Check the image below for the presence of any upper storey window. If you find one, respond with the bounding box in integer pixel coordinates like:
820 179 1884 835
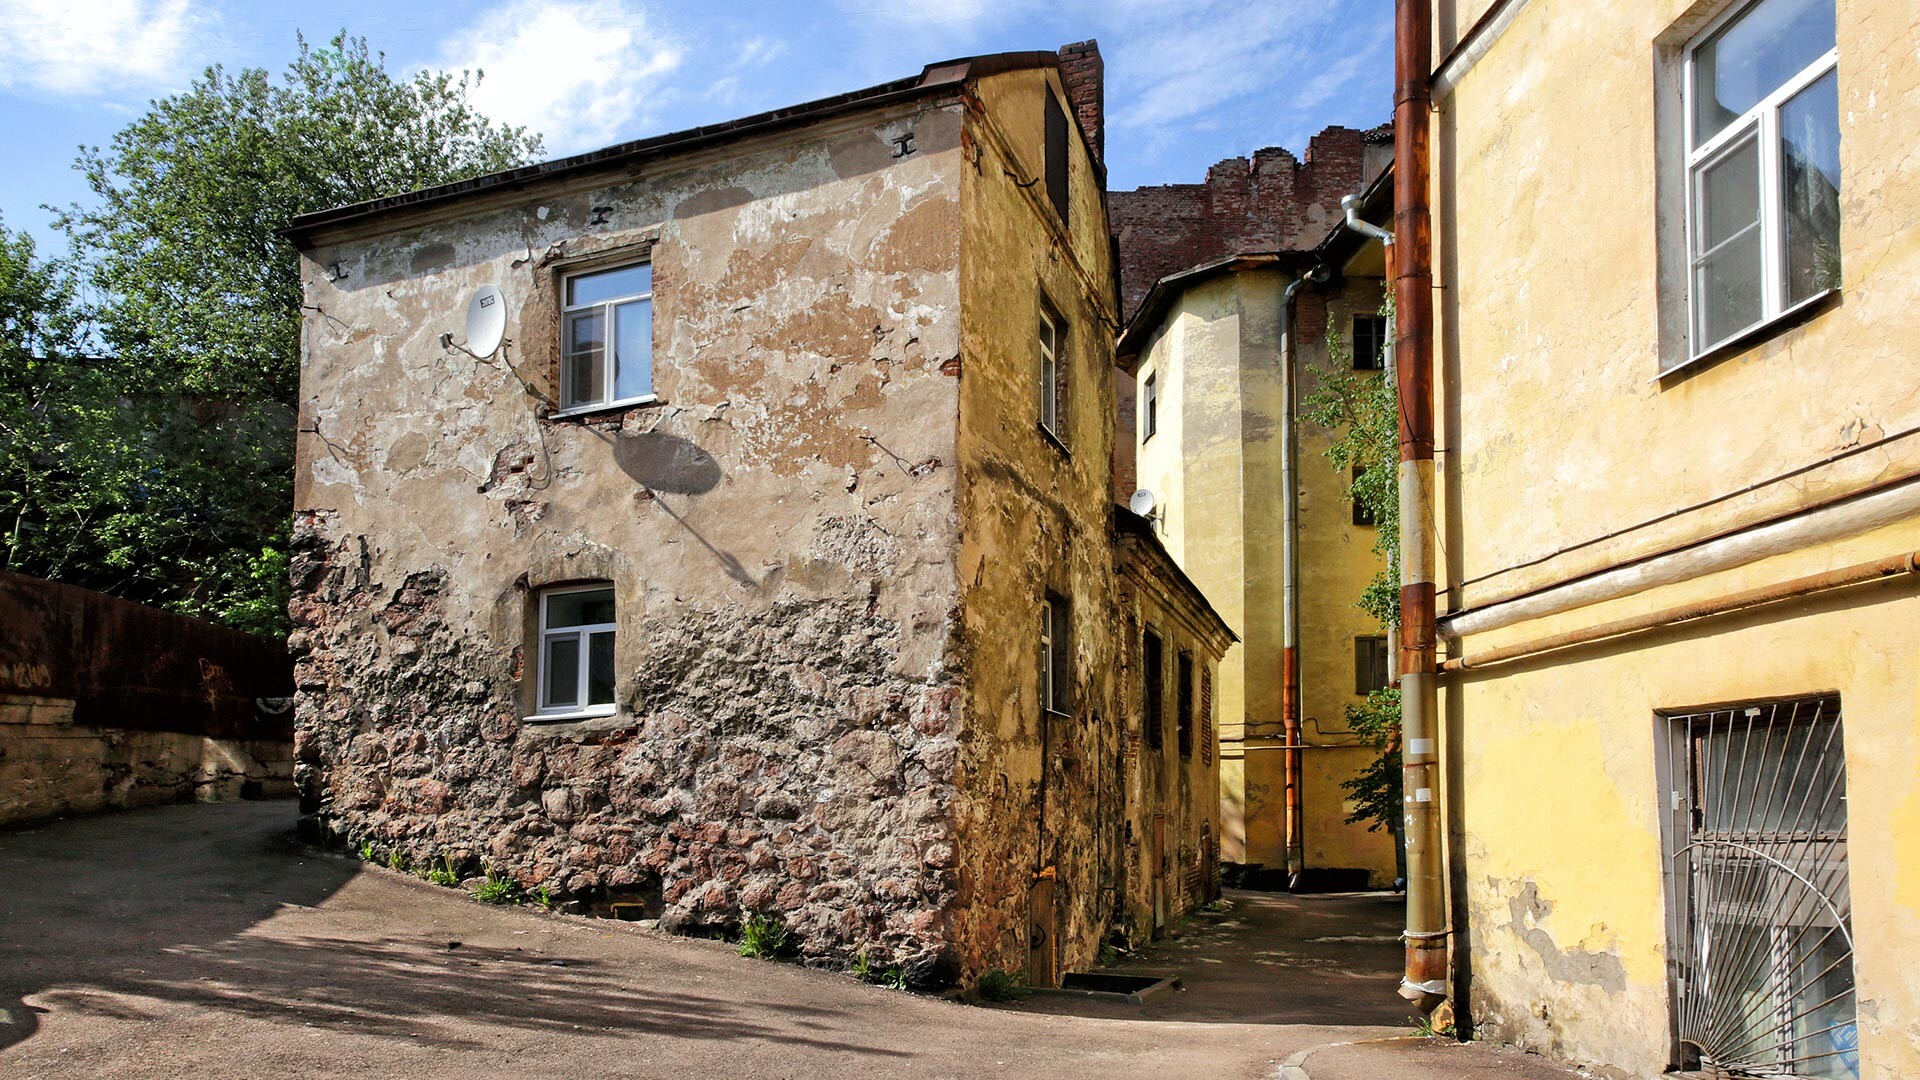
561 261 653 412
1045 89 1070 228
1684 0 1839 360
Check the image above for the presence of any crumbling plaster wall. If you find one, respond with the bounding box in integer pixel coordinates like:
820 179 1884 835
949 66 1122 983
292 100 977 980
1113 543 1228 944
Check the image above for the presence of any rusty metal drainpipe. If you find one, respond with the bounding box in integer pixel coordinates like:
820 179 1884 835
1280 268 1323 885
1394 0 1447 1014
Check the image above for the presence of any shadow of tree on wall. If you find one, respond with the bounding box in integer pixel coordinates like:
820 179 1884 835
0 801 898 1059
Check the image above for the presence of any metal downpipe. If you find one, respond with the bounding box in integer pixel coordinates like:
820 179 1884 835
1279 271 1321 885
1394 0 1448 1013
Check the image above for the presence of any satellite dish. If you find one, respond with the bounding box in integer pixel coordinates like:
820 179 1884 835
464 285 507 357
1128 488 1158 519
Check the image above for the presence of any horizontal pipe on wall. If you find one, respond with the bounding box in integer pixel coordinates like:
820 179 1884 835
1443 474 1920 640
1442 549 1920 673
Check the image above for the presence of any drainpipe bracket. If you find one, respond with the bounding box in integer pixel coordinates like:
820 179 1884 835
1401 929 1451 941
1400 978 1448 996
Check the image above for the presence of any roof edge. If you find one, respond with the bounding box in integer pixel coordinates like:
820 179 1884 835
1114 250 1317 366
282 51 1062 246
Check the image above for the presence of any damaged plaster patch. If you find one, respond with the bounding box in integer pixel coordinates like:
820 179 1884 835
1504 878 1628 992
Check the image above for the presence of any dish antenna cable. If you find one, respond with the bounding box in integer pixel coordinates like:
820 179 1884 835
440 285 509 359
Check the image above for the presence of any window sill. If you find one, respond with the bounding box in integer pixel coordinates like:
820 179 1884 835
1039 423 1071 457
548 395 663 421
1658 288 1839 384
525 706 618 724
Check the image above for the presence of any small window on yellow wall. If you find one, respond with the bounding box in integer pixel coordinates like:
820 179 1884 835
1681 0 1838 362
1039 300 1068 443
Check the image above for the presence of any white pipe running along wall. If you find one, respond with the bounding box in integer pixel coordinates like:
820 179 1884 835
1443 473 1920 639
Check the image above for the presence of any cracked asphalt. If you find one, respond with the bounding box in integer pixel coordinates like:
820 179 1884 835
0 801 1586 1079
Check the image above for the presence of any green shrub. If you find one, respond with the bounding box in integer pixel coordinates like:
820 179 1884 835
425 855 460 887
977 969 1028 1002
473 866 525 905
736 913 790 960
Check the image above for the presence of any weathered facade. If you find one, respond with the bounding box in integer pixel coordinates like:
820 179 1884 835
1111 130 1399 887
1113 508 1235 944
1419 0 1920 1075
286 43 1223 989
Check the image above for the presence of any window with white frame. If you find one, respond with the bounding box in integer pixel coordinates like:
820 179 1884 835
1683 0 1839 362
561 262 653 411
536 585 616 717
1142 370 1158 443
1039 301 1067 440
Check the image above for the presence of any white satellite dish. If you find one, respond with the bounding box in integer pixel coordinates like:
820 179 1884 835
1128 488 1158 520
464 285 507 357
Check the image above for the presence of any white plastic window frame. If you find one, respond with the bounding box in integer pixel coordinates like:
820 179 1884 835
1038 300 1065 439
557 261 654 415
1681 0 1838 363
1141 369 1158 443
534 583 617 721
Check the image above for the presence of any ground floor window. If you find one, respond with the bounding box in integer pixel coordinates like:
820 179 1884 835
537 584 616 717
1660 693 1855 1078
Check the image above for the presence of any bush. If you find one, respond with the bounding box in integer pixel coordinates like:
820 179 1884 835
736 914 790 960
976 969 1028 1002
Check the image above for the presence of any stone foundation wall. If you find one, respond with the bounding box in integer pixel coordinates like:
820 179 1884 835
290 517 967 982
0 694 294 826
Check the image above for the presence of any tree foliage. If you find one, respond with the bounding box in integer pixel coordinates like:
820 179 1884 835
1303 293 1404 839
6 34 543 636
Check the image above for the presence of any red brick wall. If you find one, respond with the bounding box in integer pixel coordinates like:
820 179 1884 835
1110 125 1390 320
1056 41 1105 162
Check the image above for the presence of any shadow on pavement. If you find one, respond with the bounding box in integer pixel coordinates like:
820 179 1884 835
0 801 896 1060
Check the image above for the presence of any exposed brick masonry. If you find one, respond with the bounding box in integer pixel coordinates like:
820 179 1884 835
1109 125 1391 321
1055 41 1105 162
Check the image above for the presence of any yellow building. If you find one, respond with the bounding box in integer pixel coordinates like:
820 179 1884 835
1415 0 1920 1075
1116 248 1399 889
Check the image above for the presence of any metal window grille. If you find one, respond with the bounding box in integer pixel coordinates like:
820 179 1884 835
1200 665 1214 766
1661 694 1856 1078
1142 629 1164 750
1176 651 1194 759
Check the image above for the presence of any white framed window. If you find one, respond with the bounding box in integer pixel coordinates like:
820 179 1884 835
535 584 616 718
560 262 653 412
1682 0 1839 362
1142 370 1158 443
1039 301 1066 440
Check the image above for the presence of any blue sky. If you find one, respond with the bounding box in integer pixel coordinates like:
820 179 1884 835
0 0 1392 254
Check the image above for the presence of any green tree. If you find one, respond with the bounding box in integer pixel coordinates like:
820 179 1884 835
38 33 542 635
1303 295 1404 839
0 220 138 584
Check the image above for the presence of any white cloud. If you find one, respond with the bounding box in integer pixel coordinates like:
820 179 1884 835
435 0 683 155
0 0 202 96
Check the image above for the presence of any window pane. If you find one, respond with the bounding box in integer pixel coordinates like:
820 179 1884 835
613 299 653 400
566 263 651 307
565 311 605 407
587 631 615 706
1696 228 1766 346
1692 0 1835 147
546 588 614 628
1041 355 1058 428
1781 68 1842 304
1698 136 1761 252
543 635 580 709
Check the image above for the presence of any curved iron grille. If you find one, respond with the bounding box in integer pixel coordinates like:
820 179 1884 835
1665 695 1857 1078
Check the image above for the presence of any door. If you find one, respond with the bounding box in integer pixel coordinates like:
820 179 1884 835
1027 869 1059 988
1151 814 1168 934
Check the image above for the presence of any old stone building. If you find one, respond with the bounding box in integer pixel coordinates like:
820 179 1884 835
284 42 1224 990
1110 128 1400 887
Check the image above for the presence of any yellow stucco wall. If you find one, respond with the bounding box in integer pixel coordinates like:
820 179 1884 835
1131 269 1397 884
952 64 1124 985
1436 0 1920 1074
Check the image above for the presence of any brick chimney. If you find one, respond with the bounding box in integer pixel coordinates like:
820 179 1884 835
1056 40 1105 162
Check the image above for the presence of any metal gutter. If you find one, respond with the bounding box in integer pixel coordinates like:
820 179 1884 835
1392 0 1448 1014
